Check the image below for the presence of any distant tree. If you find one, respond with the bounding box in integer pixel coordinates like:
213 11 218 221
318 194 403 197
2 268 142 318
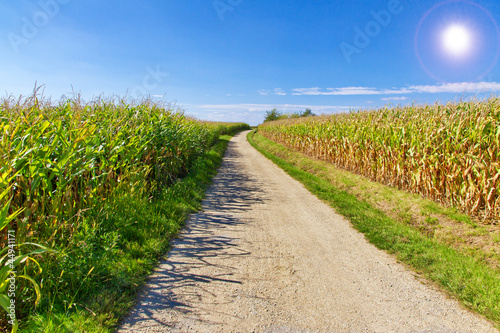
264 108 316 123
264 108 282 122
300 108 316 117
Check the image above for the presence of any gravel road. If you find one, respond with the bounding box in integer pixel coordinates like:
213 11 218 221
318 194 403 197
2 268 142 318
118 131 497 332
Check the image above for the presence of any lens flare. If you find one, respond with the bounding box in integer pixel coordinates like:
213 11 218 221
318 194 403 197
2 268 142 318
414 0 500 81
442 24 472 57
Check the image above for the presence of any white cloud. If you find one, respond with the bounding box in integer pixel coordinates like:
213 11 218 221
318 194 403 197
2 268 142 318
291 82 500 96
326 87 381 95
409 82 500 93
196 103 356 113
291 87 323 95
258 88 287 96
292 87 409 96
381 96 408 102
189 103 358 125
181 81 500 125
273 88 287 96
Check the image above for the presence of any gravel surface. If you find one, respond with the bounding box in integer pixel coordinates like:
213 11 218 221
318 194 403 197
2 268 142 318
118 131 498 332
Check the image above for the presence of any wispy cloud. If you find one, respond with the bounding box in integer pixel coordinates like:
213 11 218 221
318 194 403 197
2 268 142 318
291 82 500 96
258 88 287 96
274 88 287 96
409 82 500 93
185 103 359 126
292 87 409 96
195 103 356 113
381 96 408 102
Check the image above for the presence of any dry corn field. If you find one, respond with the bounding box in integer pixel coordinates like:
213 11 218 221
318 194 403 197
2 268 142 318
259 98 500 223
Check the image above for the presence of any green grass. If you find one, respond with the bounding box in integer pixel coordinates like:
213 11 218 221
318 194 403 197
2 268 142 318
248 130 500 329
17 133 236 333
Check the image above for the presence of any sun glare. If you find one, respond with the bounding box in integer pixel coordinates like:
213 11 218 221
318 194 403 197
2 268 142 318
442 24 472 57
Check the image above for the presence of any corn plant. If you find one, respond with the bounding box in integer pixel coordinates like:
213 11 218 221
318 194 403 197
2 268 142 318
259 98 500 223
0 167 57 333
0 94 249 328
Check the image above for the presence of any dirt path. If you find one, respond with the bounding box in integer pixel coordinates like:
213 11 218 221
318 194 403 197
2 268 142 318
118 131 497 332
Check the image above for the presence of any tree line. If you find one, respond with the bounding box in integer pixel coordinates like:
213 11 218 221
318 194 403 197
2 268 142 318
263 108 316 122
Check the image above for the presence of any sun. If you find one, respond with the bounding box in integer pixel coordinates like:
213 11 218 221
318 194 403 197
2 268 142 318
442 24 473 57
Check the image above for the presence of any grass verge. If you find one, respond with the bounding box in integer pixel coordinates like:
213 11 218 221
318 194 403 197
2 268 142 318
248 130 500 329
19 134 236 333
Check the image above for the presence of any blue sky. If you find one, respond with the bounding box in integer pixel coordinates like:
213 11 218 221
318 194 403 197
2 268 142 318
1 0 500 125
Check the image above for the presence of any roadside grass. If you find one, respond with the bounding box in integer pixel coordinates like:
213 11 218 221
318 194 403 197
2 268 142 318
248 130 500 329
20 134 235 333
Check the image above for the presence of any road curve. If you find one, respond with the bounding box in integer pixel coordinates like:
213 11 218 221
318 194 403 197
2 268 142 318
118 131 497 332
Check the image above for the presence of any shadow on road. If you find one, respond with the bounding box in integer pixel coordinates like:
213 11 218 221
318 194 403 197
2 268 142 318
118 137 268 330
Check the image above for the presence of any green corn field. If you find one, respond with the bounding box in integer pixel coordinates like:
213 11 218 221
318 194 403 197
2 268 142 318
0 95 248 329
259 98 500 223
0 96 247 244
